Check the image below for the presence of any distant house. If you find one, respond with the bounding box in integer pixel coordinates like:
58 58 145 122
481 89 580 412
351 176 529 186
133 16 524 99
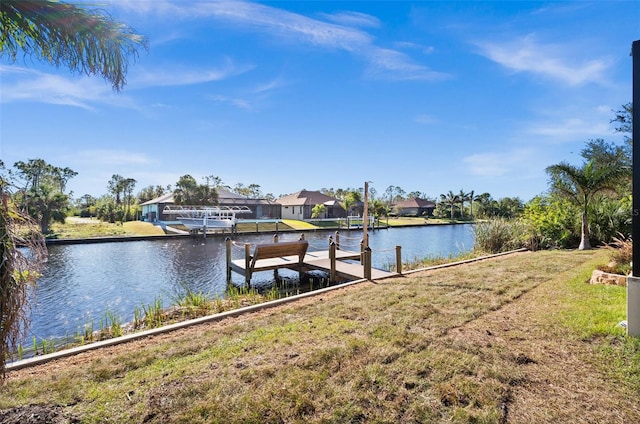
393 198 436 217
221 188 281 219
277 190 346 220
140 192 175 222
140 188 280 222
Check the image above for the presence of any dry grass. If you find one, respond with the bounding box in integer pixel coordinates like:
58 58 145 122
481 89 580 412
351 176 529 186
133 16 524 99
2 249 639 423
50 218 165 238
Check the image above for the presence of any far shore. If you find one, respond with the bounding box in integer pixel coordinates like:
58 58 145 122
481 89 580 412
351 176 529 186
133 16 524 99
44 216 475 244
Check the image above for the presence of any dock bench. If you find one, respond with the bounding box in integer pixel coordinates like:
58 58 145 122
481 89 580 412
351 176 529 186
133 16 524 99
227 240 309 284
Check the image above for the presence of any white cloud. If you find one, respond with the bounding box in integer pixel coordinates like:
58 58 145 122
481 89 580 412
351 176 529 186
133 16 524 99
527 118 610 140
253 77 287 94
463 149 533 177
130 58 254 88
320 11 381 28
365 48 449 81
117 0 447 81
475 34 611 86
0 66 136 110
209 95 252 110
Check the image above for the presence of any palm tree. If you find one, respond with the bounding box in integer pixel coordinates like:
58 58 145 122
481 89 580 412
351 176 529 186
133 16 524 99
458 189 467 219
468 190 476 219
546 160 626 250
1 0 148 91
440 191 459 221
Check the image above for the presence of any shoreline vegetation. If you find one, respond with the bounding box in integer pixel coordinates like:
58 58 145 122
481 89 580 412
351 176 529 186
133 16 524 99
2 249 639 422
45 216 472 242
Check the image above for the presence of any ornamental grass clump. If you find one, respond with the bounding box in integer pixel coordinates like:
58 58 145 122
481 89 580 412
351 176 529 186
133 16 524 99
598 234 632 275
473 218 533 253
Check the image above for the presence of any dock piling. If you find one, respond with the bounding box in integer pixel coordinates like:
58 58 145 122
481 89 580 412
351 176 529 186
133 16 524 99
363 247 372 280
244 243 252 285
396 245 402 274
329 241 337 283
225 237 232 283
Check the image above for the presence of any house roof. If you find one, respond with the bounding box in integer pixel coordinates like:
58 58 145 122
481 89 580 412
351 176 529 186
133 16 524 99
140 188 275 206
140 192 175 206
277 189 340 206
393 198 436 208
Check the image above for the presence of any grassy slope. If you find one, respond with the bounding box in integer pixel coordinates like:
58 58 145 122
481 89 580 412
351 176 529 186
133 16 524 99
3 249 639 423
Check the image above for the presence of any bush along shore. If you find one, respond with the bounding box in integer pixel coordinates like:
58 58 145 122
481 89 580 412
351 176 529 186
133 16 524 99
2 249 639 423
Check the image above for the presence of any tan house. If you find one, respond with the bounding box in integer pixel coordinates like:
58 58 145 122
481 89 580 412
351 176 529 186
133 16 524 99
277 190 346 220
393 198 436 217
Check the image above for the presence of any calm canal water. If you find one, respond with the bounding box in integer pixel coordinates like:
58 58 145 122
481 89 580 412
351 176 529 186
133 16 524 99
27 224 474 343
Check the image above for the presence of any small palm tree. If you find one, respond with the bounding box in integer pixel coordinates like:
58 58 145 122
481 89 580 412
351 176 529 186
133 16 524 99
440 191 459 221
546 160 625 250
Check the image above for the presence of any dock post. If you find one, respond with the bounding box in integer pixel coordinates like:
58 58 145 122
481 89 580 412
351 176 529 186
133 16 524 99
360 239 364 264
273 234 279 243
364 247 372 280
225 237 232 283
329 241 337 283
328 235 333 248
299 233 305 240
395 245 402 275
335 231 340 250
244 243 252 286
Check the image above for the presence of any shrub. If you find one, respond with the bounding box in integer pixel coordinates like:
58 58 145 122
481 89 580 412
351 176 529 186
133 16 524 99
521 196 580 249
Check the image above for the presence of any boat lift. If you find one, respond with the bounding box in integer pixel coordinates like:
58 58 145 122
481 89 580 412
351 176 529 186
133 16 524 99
162 205 253 215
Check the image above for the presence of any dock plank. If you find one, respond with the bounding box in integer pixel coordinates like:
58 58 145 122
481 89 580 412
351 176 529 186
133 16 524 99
303 258 396 280
229 248 397 282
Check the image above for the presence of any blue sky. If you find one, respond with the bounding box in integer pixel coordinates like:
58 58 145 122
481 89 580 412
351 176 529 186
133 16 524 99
1 1 638 202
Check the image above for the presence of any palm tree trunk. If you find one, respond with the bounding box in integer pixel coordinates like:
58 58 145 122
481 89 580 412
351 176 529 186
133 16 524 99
578 211 591 250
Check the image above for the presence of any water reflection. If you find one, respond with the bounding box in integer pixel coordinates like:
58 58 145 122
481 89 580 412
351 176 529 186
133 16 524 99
27 225 474 342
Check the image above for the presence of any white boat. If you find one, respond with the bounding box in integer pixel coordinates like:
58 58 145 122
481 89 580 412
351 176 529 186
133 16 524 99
162 205 252 230
178 211 237 229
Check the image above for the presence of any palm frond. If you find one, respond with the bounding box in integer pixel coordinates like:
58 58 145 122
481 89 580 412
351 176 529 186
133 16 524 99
1 0 148 91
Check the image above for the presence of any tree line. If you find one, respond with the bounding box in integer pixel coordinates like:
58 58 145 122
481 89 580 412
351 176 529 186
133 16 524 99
0 157 520 231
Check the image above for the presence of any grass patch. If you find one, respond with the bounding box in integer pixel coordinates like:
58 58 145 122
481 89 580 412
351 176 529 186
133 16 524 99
49 217 165 238
281 219 319 230
3 249 639 423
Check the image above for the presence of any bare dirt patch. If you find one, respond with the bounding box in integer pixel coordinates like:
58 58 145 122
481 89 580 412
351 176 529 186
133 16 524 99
0 404 79 424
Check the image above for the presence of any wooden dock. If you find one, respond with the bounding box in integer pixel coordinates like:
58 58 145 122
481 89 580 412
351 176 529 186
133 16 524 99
226 238 398 285
301 249 396 280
